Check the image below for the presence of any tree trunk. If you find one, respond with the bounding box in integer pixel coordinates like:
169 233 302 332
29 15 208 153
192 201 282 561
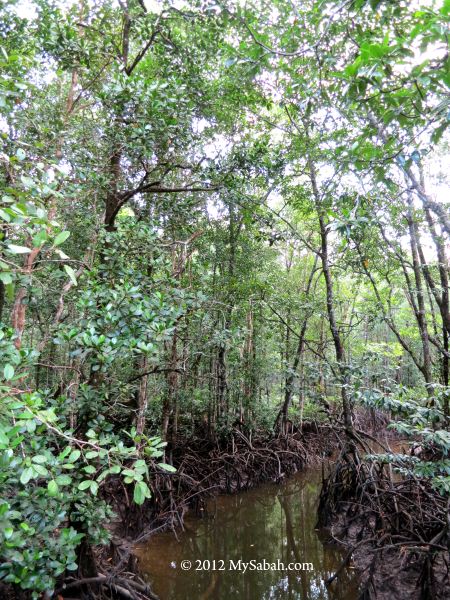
275 256 317 432
136 356 149 436
302 125 354 437
405 195 433 390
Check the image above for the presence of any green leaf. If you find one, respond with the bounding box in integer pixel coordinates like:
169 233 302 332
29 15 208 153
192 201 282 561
78 480 92 490
54 248 69 260
157 462 177 473
47 480 59 496
3 364 14 380
64 264 77 285
133 481 151 505
53 231 70 246
16 411 35 420
122 469 137 478
32 230 47 247
440 0 450 15
20 467 34 485
0 208 11 222
67 449 81 463
6 282 14 302
33 464 48 477
20 175 34 188
31 455 47 464
6 244 31 254
0 272 13 285
96 470 110 482
55 474 72 485
58 447 71 460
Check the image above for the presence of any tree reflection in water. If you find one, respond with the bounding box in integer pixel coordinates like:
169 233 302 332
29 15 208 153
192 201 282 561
136 469 359 600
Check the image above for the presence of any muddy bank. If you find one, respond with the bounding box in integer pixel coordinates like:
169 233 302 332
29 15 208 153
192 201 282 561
113 422 340 541
119 408 390 540
318 449 450 600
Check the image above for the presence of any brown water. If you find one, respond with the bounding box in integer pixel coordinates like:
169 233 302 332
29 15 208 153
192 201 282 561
135 469 360 600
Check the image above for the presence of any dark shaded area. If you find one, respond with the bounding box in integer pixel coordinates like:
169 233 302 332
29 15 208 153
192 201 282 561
317 447 450 600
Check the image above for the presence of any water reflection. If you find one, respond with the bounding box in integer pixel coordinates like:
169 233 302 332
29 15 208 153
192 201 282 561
136 470 359 599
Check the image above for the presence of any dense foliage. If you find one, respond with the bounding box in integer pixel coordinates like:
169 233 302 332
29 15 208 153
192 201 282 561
0 0 449 596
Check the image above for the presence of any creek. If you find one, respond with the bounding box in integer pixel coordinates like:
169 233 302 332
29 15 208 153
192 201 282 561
135 467 360 599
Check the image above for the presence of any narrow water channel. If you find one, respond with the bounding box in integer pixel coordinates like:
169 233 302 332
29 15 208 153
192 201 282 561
135 468 360 599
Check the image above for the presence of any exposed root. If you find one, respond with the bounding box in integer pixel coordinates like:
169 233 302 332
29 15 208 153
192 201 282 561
318 445 450 600
55 573 158 600
46 425 336 600
120 424 336 538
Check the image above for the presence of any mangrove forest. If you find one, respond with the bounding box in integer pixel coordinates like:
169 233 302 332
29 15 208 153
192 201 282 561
0 0 449 598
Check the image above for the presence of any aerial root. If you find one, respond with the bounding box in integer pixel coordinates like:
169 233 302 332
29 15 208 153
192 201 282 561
318 445 449 599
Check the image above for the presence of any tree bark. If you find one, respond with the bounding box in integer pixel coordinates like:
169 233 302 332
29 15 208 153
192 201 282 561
405 195 433 389
136 356 149 436
275 256 318 432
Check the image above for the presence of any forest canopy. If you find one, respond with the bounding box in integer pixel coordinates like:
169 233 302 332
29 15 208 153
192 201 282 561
0 0 449 598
